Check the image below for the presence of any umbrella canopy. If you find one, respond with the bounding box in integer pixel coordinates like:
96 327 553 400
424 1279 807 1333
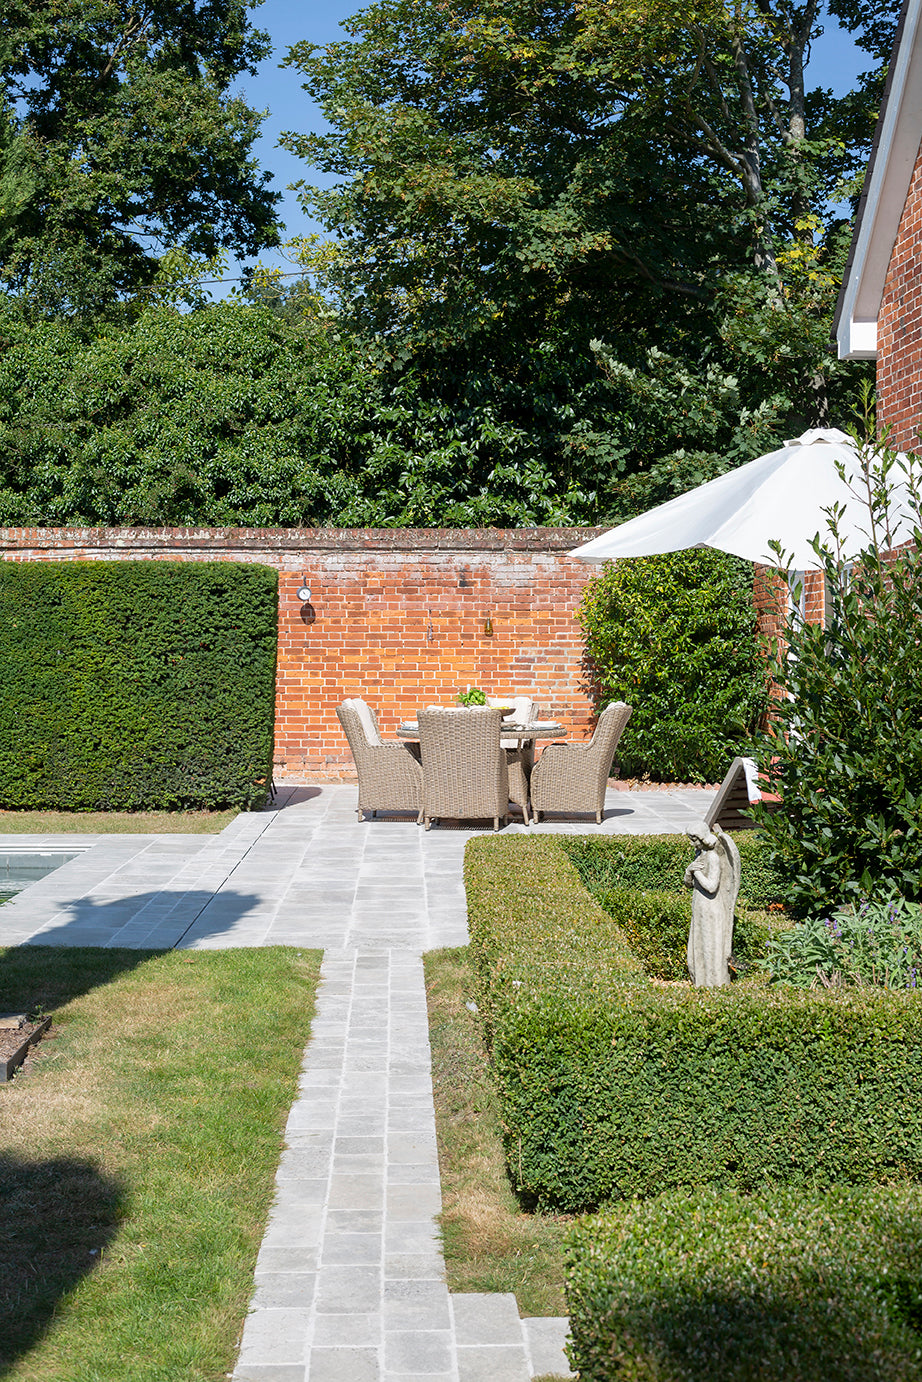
571 428 917 569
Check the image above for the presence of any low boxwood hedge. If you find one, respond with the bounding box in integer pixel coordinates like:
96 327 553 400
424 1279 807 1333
466 835 922 1212
0 560 278 810
464 835 646 1048
562 832 786 910
565 1184 922 1381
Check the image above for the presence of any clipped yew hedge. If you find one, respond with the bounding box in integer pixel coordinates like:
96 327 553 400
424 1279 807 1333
465 835 922 1212
565 1185 922 1381
0 560 278 810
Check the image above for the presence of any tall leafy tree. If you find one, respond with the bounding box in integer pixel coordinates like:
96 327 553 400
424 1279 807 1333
278 0 895 520
0 0 281 312
283 0 897 342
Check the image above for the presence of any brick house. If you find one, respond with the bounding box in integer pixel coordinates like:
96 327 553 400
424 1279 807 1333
835 0 922 448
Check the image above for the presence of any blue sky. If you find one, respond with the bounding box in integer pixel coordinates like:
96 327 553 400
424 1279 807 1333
222 0 877 293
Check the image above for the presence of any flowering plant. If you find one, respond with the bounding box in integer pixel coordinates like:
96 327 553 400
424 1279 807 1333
763 894 922 988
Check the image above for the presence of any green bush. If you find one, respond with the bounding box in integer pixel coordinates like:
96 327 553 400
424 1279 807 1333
577 550 767 783
561 834 783 980
467 835 922 1212
754 429 922 915
464 835 645 1047
0 561 277 810
594 885 772 981
566 1185 922 1381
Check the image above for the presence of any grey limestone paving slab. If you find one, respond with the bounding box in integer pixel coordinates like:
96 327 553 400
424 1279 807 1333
0 780 714 1380
522 1318 576 1379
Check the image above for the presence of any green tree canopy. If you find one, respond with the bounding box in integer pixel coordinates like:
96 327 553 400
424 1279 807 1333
275 0 890 520
283 0 897 345
0 0 281 313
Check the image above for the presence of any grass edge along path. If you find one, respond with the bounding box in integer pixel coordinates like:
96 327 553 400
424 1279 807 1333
424 945 573 1318
0 944 320 1381
0 809 239 834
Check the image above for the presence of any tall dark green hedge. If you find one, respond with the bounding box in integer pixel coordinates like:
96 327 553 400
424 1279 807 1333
0 561 278 810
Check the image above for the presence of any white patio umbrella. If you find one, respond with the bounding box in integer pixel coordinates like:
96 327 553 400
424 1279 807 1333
571 427 917 569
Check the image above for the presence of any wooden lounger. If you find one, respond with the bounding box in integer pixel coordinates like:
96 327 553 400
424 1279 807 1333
705 756 781 831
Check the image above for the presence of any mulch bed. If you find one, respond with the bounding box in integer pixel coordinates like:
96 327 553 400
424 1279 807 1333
0 1018 53 1080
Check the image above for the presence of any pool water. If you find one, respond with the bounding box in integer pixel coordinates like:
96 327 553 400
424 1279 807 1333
0 851 83 901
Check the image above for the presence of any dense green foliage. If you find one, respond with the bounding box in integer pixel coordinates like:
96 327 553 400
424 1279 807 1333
562 832 785 909
587 886 771 982
0 0 891 525
0 561 277 809
466 835 922 1212
766 896 922 989
275 0 884 519
566 1185 922 1381
0 302 611 527
0 0 279 313
755 436 922 915
578 550 767 781
465 835 645 1047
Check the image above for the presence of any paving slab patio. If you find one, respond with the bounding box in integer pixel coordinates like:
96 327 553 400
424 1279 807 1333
0 780 715 1379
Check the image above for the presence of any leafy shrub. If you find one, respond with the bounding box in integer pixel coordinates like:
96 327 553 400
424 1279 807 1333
765 895 922 989
0 561 277 810
577 549 767 783
467 835 922 1211
561 833 783 979
566 1184 922 1382
754 431 922 915
464 835 645 1048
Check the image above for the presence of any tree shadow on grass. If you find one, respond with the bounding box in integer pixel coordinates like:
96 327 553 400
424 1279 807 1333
0 888 265 1015
0 1152 125 1374
0 944 160 1017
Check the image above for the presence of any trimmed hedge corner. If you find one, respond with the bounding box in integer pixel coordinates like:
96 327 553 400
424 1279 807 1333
465 835 646 1047
0 560 278 810
466 835 922 1212
566 1185 922 1381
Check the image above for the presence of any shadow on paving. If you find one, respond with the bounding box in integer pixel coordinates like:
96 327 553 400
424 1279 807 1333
0 890 264 1010
0 1152 125 1374
22 888 262 947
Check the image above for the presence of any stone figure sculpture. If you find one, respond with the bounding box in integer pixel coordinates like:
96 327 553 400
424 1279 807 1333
683 822 741 987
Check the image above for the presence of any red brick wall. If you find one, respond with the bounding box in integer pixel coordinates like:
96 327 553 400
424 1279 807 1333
877 134 922 450
0 526 603 778
754 564 825 636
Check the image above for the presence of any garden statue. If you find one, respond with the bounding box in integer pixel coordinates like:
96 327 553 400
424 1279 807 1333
683 822 741 987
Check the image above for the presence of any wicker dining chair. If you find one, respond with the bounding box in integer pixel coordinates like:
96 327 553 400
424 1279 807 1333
529 701 632 824
417 707 509 831
336 698 423 822
488 695 536 824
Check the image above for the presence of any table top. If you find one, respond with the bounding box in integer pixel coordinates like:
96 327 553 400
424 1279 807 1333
396 720 565 740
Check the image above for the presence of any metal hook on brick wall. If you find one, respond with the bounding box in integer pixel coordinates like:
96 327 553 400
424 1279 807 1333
426 609 434 643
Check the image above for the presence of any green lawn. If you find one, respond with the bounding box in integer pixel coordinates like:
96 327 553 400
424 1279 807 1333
0 809 239 834
425 946 573 1317
0 945 320 1381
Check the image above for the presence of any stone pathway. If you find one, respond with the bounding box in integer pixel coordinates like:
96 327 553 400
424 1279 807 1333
0 782 716 1380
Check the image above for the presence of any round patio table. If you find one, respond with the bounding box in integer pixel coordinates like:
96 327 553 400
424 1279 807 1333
396 720 566 824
